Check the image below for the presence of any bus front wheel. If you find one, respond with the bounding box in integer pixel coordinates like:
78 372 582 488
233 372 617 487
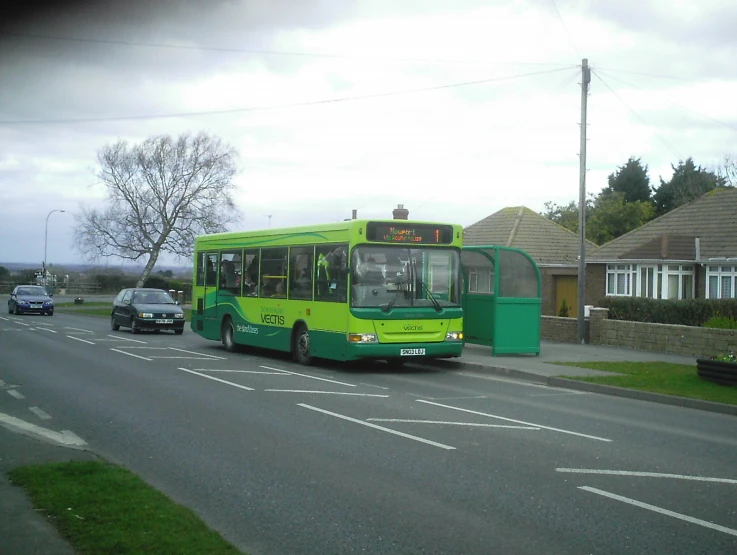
221 318 237 352
293 324 312 366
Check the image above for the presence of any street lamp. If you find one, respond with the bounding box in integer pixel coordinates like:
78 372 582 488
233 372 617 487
44 209 65 278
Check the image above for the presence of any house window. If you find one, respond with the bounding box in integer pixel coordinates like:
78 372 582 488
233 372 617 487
606 264 635 296
706 265 737 299
663 265 694 300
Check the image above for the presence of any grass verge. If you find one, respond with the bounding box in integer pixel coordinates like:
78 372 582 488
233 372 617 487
8 461 243 555
553 361 737 406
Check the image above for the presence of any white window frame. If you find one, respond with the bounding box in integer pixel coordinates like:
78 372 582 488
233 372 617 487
662 264 694 300
706 265 737 299
605 264 635 296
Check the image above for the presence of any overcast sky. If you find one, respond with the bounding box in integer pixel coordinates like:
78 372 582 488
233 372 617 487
1 0 735 267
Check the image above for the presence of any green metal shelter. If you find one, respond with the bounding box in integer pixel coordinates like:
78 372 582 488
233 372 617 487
461 245 541 356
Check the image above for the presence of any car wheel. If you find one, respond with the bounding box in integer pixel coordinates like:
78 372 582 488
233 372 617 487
111 315 120 331
130 318 140 334
47 310 54 316
221 318 237 352
293 324 312 366
14 305 21 315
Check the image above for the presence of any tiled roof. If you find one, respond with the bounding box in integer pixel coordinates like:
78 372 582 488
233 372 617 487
589 188 737 262
463 206 596 265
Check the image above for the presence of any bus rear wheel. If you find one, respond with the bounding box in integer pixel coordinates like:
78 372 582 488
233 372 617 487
221 318 237 352
293 324 312 366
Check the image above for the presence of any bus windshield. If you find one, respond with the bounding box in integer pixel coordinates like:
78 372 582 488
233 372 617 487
351 246 461 309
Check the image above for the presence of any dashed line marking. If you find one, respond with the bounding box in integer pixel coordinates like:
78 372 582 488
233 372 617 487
168 347 226 359
30 407 52 420
8 390 25 399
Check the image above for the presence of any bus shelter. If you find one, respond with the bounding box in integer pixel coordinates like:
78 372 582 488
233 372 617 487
461 245 541 356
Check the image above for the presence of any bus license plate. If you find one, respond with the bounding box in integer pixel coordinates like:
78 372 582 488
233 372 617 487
156 319 174 324
400 348 425 356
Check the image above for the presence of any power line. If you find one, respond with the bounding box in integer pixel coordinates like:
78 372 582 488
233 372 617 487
0 66 577 125
0 30 570 67
549 0 581 59
591 68 683 160
596 68 737 133
595 67 703 83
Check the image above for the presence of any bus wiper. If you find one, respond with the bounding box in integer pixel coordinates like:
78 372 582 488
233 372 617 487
381 280 407 313
416 278 442 312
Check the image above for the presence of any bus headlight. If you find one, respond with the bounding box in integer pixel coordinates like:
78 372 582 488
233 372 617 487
445 332 463 341
348 333 378 343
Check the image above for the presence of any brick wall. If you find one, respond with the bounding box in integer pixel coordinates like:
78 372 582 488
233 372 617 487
541 315 588 343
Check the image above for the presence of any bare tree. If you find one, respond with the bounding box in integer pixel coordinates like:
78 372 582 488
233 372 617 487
717 154 737 187
74 131 241 287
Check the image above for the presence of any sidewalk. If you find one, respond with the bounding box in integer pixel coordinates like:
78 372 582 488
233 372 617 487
1 339 732 555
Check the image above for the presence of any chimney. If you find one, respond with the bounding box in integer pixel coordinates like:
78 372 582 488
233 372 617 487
392 204 409 220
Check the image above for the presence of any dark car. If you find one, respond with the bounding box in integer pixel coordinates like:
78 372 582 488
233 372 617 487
8 285 55 316
111 287 185 334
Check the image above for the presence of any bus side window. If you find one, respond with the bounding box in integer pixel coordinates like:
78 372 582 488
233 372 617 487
289 247 314 300
315 244 348 302
205 253 218 287
196 252 206 286
241 250 259 297
260 247 287 298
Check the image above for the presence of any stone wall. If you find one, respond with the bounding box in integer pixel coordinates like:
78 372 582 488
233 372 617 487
541 316 588 343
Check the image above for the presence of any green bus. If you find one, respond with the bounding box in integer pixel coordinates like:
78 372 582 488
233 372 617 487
191 219 464 365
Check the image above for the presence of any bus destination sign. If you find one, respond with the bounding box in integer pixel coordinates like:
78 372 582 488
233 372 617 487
366 222 453 244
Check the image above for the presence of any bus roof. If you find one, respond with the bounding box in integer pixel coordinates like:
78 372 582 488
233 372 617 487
195 219 463 247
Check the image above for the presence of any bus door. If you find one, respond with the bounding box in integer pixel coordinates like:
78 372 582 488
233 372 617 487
202 252 219 322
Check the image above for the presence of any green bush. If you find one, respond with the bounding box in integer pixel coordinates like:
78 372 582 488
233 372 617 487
597 297 737 327
143 275 171 290
703 315 737 329
558 299 570 317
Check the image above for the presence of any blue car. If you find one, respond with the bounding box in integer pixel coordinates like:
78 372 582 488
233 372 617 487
8 285 55 316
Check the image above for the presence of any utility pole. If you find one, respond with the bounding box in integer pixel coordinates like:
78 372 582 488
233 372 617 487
577 58 590 344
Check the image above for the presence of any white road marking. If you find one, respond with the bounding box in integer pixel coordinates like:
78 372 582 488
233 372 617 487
68 335 95 345
458 372 547 387
107 335 147 343
417 399 612 442
260 366 356 387
110 348 152 361
8 390 25 399
193 369 287 374
298 404 455 450
557 468 737 484
0 316 9 321
579 486 737 537
112 346 167 350
34 327 58 334
29 407 52 420
152 356 226 360
168 347 226 359
367 419 539 429
360 383 390 390
177 367 254 390
0 413 87 446
65 327 94 333
265 390 389 397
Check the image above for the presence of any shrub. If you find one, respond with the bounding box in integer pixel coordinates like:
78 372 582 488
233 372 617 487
558 299 570 317
597 297 737 327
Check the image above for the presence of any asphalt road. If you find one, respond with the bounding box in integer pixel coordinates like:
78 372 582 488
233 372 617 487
1 311 735 554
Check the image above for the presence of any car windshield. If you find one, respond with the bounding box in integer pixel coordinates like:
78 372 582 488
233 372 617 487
17 286 48 296
350 246 461 309
132 291 176 304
